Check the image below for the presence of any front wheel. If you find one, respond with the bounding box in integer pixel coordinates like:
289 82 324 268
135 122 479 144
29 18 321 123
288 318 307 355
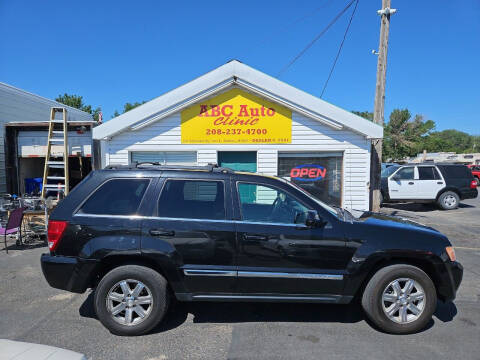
361 264 437 334
94 265 169 336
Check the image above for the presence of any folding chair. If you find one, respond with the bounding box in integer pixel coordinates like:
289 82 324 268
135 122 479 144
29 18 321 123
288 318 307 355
1 207 25 254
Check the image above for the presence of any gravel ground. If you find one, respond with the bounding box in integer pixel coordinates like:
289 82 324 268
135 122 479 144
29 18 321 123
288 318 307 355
1 197 479 360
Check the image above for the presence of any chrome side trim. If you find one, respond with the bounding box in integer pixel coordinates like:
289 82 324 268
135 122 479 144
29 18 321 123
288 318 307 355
183 269 237 277
238 271 343 280
74 213 145 220
73 213 308 227
182 269 343 280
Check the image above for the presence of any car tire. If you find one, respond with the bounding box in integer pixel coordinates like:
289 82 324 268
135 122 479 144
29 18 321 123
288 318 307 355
437 191 460 210
94 265 169 336
361 264 437 334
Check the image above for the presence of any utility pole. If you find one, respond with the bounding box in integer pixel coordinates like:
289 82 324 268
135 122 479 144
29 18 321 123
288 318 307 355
370 0 396 212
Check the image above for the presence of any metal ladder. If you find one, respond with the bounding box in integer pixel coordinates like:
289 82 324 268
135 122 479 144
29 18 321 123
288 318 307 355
41 107 69 198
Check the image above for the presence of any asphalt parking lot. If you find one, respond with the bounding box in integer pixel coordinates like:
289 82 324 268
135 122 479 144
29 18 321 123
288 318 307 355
1 197 479 360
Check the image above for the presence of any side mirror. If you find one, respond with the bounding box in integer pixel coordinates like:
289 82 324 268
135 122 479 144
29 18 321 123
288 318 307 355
305 210 321 227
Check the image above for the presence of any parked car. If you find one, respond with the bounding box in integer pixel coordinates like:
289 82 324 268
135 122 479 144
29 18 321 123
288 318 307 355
467 164 480 186
41 163 463 335
381 163 478 209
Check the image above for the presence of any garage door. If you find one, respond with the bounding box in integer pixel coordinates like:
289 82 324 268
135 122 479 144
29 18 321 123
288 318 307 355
131 151 197 165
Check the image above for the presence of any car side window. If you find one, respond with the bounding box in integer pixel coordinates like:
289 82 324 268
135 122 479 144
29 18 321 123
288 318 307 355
418 167 441 180
393 167 414 180
158 179 225 220
79 178 150 215
237 182 309 224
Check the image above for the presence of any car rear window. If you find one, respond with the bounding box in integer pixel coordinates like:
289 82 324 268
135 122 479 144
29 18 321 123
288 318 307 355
79 178 150 215
158 179 225 220
418 166 441 180
438 165 473 179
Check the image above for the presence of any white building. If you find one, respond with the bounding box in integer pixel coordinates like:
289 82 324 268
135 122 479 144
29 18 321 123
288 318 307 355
0 82 94 195
409 152 480 165
93 61 382 211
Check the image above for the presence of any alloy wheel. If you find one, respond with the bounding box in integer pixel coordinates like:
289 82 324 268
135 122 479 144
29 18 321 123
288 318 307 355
381 278 425 324
106 279 154 326
443 194 457 208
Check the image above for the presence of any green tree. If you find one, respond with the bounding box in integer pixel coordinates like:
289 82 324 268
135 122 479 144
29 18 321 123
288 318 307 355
55 93 101 122
383 109 435 161
422 130 474 153
352 110 373 121
112 101 146 118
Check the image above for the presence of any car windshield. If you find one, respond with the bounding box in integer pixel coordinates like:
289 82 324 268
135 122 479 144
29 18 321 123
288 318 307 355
284 179 339 217
381 165 400 177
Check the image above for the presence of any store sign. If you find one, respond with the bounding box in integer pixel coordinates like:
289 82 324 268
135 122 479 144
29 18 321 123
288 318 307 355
290 164 327 182
181 89 292 144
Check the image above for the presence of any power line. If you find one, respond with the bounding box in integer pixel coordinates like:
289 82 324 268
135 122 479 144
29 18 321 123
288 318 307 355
277 0 356 77
320 0 360 98
254 1 334 49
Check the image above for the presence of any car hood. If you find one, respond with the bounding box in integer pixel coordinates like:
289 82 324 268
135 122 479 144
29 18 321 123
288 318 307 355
350 210 440 235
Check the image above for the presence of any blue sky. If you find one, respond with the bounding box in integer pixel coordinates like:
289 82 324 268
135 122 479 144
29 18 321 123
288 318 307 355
1 0 479 134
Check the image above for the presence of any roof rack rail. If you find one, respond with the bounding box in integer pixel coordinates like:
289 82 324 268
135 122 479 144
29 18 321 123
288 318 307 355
104 162 234 173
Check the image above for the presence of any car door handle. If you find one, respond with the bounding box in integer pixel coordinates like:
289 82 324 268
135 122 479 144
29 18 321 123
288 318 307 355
149 229 175 237
437 182 443 185
408 182 415 185
289 242 320 248
243 234 268 241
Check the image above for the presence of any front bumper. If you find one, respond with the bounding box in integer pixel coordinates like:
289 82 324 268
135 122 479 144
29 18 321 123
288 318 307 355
437 261 463 302
41 254 100 293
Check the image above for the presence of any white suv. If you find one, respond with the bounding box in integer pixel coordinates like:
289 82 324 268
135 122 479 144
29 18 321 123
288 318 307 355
381 163 478 210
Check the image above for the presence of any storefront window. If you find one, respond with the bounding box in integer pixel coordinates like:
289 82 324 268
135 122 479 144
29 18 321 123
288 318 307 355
278 152 343 206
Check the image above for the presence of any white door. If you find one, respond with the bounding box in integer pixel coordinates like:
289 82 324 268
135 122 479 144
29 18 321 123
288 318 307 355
131 151 197 165
388 166 418 199
416 166 445 199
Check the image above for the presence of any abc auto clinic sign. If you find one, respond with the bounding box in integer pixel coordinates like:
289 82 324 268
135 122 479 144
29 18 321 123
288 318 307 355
181 89 292 144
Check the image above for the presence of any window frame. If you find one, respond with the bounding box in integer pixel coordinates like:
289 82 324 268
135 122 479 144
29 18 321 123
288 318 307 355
234 180 312 225
155 178 227 220
391 166 415 181
74 177 152 217
418 166 441 181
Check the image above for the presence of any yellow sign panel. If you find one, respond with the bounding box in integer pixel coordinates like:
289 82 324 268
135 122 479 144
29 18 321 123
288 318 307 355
181 89 292 144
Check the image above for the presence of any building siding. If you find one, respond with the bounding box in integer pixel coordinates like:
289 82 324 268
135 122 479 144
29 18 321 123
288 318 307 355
105 112 371 210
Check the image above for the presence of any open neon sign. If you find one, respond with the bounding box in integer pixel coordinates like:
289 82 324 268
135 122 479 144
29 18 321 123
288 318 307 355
290 164 326 182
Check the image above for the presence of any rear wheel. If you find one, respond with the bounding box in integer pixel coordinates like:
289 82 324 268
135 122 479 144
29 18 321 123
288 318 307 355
361 264 437 334
94 265 169 336
437 191 459 210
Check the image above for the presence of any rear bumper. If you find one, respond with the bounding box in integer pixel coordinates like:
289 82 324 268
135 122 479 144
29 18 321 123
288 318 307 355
460 188 478 200
437 261 463 302
41 254 100 293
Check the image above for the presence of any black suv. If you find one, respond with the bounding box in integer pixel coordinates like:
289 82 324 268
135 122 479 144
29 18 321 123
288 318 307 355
41 164 463 335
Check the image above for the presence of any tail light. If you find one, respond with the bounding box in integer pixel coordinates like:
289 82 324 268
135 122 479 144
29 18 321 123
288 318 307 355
471 180 477 189
48 220 68 251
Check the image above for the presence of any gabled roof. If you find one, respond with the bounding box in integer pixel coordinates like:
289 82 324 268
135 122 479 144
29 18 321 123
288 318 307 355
93 60 382 140
0 82 94 124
